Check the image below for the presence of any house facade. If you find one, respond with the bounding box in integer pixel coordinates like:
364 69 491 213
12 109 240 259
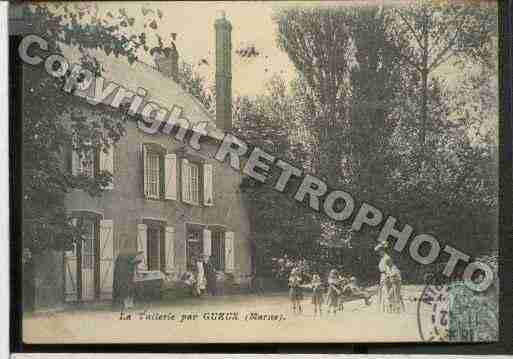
64 121 252 302
63 15 253 303
14 11 252 304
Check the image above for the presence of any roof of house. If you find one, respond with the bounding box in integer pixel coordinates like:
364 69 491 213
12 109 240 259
59 44 224 140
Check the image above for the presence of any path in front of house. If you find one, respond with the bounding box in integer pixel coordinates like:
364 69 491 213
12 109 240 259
23 285 430 343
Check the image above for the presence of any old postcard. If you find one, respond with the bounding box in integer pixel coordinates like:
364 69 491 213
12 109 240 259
11 0 499 344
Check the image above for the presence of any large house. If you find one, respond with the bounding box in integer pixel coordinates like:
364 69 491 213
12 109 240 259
14 11 253 305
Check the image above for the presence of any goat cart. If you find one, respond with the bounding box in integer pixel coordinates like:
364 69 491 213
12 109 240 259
301 284 377 308
338 287 377 307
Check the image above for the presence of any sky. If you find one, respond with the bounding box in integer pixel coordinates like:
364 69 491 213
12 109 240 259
63 2 498 98
85 1 498 141
97 2 495 87
96 1 300 98
36 1 497 141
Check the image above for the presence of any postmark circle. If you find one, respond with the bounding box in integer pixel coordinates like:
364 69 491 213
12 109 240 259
417 273 450 342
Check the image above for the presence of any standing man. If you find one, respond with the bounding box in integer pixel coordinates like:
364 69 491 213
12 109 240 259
112 251 142 310
205 255 217 296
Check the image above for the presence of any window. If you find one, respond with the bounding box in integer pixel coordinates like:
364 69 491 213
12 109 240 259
182 160 214 206
145 151 160 199
81 217 96 270
79 151 95 178
189 162 200 204
147 226 161 271
183 161 200 204
186 228 203 271
145 222 167 272
211 231 225 271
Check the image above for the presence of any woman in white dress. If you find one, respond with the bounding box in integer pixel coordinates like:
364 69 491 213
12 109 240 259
196 257 206 296
386 258 405 313
375 242 404 313
375 242 392 312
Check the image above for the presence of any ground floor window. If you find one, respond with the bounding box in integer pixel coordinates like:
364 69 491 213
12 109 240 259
147 226 160 271
186 227 203 271
146 223 166 272
211 231 225 271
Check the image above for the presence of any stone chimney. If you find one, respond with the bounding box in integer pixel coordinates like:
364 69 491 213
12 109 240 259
153 44 179 81
215 11 232 132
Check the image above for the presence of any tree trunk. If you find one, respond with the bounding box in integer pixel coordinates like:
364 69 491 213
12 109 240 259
419 11 429 167
420 68 428 162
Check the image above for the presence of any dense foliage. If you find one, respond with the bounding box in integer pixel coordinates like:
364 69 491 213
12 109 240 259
238 3 498 283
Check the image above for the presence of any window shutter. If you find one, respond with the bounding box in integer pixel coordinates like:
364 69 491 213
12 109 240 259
137 223 148 271
225 231 235 273
165 154 177 200
165 226 175 272
142 144 148 198
181 158 190 203
203 229 212 257
65 217 78 301
99 219 114 298
64 242 78 302
71 150 80 176
99 145 114 189
94 148 101 179
159 154 165 199
203 163 214 206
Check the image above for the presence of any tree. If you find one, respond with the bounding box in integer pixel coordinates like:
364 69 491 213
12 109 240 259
176 61 215 113
349 6 403 205
234 77 320 276
272 3 498 283
274 7 352 186
386 1 497 164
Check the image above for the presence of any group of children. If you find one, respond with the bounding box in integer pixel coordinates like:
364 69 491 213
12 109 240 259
288 268 371 316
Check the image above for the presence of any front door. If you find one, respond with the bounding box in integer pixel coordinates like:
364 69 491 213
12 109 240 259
80 217 96 300
64 217 98 302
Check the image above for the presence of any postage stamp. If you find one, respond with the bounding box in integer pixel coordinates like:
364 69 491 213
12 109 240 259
447 281 499 342
10 0 499 344
417 272 499 342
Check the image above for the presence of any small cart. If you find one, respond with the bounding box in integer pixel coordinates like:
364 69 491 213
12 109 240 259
134 271 165 301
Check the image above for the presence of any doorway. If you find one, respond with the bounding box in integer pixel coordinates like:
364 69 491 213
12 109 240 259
64 214 100 302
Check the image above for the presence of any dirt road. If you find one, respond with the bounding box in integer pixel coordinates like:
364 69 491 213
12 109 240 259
24 286 429 343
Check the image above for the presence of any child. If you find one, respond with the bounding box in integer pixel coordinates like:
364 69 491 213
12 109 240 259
181 271 197 296
326 269 341 315
289 267 303 314
310 273 324 317
337 274 349 312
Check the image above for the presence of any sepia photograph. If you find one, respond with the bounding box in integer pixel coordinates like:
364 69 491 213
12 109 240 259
9 0 500 344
